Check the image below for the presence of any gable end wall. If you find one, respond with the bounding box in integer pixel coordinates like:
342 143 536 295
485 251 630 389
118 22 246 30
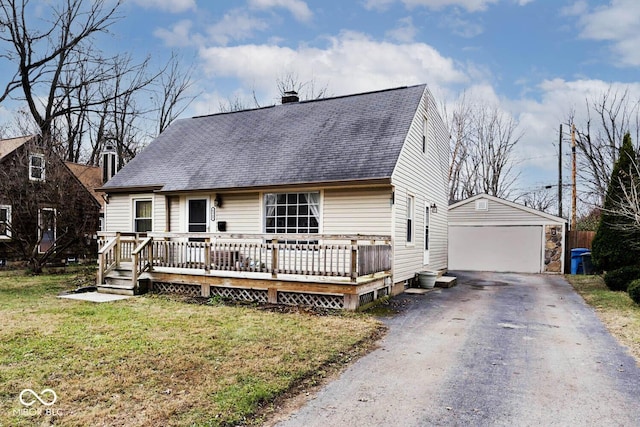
391 88 449 283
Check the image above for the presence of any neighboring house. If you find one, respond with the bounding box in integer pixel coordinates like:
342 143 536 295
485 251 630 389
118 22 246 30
0 135 101 267
97 84 450 309
448 193 566 274
65 162 106 232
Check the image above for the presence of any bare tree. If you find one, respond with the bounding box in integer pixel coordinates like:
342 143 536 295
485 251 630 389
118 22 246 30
519 187 557 214
276 71 330 101
570 86 640 204
606 156 640 238
219 72 331 113
445 97 522 201
0 0 159 162
155 53 199 135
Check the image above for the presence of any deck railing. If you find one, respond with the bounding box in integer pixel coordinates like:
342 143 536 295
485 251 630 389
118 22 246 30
97 232 392 285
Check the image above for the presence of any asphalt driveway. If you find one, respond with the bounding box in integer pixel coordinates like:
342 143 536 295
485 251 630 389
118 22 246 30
273 271 640 426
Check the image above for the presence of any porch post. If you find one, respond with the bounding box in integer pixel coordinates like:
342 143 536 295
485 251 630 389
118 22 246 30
350 239 358 283
115 232 121 268
204 237 211 273
271 238 278 278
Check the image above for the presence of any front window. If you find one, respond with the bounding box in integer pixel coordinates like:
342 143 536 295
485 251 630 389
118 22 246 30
134 199 152 233
29 153 45 181
0 205 11 239
264 192 320 234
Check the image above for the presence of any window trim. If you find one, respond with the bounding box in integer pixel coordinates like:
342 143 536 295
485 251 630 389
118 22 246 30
0 204 11 240
29 153 46 182
263 191 321 237
132 198 153 233
422 116 428 154
406 194 415 245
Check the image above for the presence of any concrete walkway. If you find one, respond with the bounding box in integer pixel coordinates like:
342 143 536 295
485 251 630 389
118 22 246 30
273 272 640 426
58 291 132 303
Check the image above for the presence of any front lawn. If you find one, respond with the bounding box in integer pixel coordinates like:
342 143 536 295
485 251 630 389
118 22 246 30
566 274 640 362
0 269 384 426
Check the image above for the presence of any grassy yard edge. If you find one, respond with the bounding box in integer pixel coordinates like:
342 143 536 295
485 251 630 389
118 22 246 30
565 274 640 364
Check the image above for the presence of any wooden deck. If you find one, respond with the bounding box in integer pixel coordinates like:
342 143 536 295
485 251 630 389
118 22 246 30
97 232 393 310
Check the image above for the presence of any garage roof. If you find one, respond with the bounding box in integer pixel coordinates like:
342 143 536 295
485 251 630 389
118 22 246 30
449 193 567 225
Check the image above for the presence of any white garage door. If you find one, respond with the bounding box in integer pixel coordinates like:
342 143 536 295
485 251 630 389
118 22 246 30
449 225 543 273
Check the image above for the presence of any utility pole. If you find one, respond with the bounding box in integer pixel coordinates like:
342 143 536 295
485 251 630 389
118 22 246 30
558 124 563 218
571 123 577 230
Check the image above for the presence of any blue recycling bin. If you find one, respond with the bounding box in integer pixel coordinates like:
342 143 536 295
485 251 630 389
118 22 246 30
571 248 590 274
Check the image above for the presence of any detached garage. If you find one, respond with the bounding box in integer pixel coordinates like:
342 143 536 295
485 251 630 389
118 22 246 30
448 194 566 274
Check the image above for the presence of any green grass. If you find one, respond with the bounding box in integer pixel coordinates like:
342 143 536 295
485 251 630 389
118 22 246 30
0 270 383 426
566 274 640 362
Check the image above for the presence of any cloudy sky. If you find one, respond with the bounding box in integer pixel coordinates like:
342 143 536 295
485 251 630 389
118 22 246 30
7 0 640 195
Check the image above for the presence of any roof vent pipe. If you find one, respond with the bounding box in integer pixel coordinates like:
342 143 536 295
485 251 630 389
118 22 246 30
282 90 299 104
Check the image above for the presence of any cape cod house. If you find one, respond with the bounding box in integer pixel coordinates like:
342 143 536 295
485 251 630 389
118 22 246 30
97 84 450 309
0 135 101 268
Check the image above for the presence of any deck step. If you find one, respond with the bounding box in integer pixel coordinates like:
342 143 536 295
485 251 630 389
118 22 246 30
435 276 457 288
97 283 135 296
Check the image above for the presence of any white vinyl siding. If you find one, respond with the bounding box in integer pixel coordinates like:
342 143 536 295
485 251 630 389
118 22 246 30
216 193 261 234
169 196 180 232
391 88 449 281
323 187 392 235
104 194 130 231
104 193 166 233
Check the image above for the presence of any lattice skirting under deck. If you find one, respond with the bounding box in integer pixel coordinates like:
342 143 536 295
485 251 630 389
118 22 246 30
151 281 390 310
277 291 344 309
152 282 201 297
210 286 269 303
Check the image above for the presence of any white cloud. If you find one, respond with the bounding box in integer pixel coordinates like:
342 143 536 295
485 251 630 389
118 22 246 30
572 0 640 66
402 0 499 12
386 16 418 42
198 31 469 104
440 12 484 37
132 0 196 13
363 0 396 11
560 0 587 16
153 20 194 47
248 0 313 22
365 0 532 12
206 10 269 46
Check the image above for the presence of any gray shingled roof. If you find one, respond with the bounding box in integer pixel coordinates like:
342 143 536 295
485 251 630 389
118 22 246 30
103 84 426 192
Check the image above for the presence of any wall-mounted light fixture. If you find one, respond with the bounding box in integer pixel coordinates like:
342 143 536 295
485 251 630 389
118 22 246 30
430 203 438 214
214 193 223 208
